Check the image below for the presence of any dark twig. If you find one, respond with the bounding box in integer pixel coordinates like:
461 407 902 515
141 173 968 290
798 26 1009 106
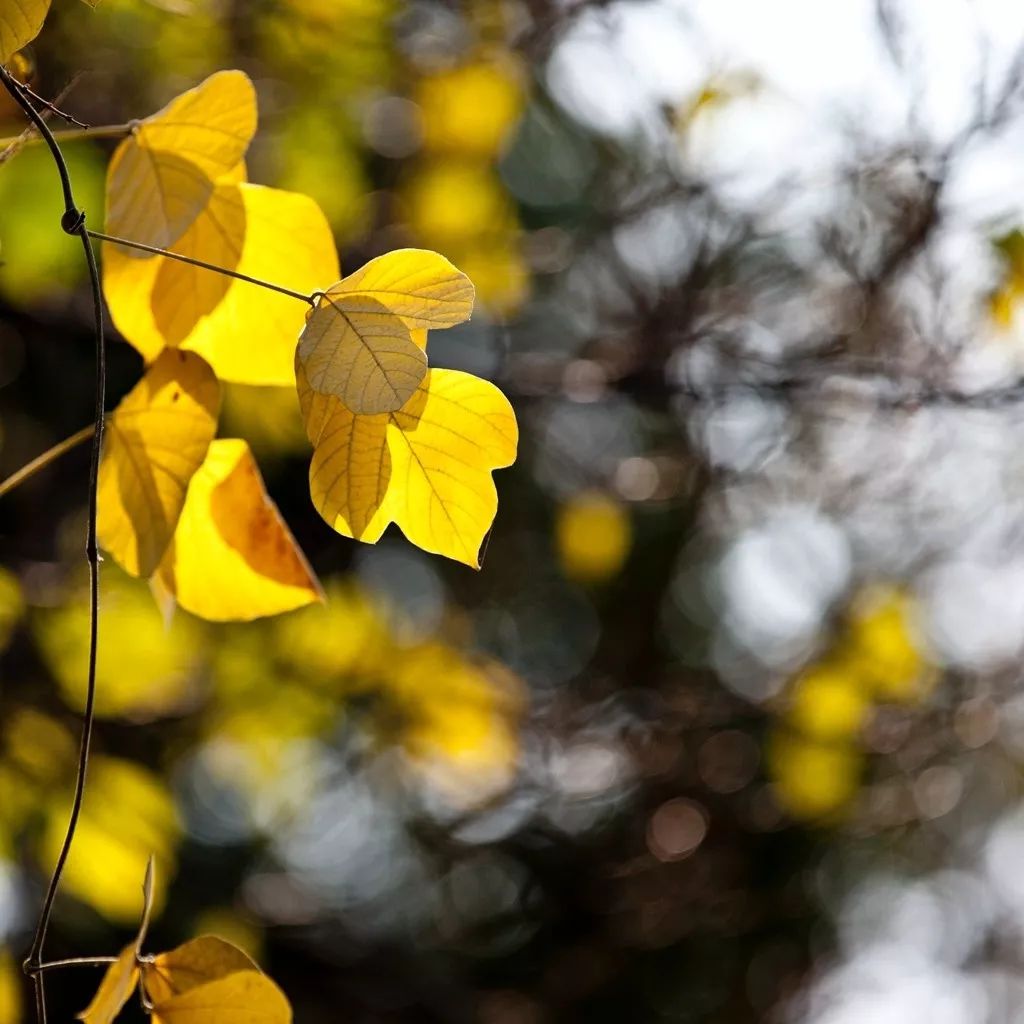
0 64 105 1024
88 229 317 305
12 73 90 128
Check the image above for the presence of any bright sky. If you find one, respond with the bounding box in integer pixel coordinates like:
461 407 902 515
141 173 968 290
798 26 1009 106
548 0 1024 219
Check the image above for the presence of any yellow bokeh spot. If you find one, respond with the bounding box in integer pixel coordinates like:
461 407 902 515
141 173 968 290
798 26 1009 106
417 58 524 158
221 383 309 458
556 491 632 583
273 581 392 684
34 569 205 720
46 756 179 923
767 734 861 819
843 586 932 701
0 950 20 1024
0 569 22 652
387 642 523 805
788 663 870 741
403 160 516 244
451 241 530 317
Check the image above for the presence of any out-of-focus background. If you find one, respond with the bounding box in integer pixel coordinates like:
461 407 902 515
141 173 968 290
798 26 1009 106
5 0 1024 1020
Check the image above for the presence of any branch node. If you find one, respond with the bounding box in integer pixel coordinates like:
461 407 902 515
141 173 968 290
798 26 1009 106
61 208 86 235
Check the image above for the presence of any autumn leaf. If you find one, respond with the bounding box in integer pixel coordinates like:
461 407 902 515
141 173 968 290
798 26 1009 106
82 934 287 1024
149 971 291 1024
105 70 256 249
329 248 475 330
0 0 50 64
297 291 426 414
78 944 138 1024
154 438 323 621
296 249 474 413
297 361 518 567
104 181 338 386
143 936 258 1004
98 349 220 577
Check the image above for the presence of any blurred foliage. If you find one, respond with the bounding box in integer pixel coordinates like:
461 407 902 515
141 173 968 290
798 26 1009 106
7 1 1024 1023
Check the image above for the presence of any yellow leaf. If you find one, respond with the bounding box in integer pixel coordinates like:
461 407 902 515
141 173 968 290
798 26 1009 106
78 945 138 1024
143 936 258 1006
328 248 475 330
298 363 518 567
104 182 337 386
98 349 220 577
105 70 256 249
155 439 322 621
150 971 291 1024
0 0 50 64
296 291 426 414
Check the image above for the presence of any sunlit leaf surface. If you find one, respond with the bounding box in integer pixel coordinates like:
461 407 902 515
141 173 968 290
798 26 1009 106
78 945 138 1024
144 936 259 1005
0 0 50 63
298 363 518 567
97 349 220 577
155 439 322 622
104 182 337 386
105 70 256 249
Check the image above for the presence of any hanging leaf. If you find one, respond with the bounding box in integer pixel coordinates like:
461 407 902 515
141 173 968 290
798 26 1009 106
296 290 426 414
103 182 338 386
143 936 259 1004
149 971 291 1024
105 70 256 249
154 439 322 621
0 0 50 64
78 945 138 1024
295 249 474 414
98 349 220 577
297 361 518 567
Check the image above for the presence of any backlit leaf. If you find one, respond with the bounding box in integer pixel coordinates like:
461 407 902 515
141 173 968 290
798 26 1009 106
105 70 256 249
104 182 337 386
98 349 220 577
78 945 138 1024
143 936 258 1006
327 248 475 330
150 971 291 1024
297 291 426 414
155 439 322 621
297 363 518 567
0 0 49 64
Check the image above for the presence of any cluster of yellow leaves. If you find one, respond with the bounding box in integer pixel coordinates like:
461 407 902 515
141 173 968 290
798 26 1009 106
96 69 518 617
81 934 289 1024
768 586 935 820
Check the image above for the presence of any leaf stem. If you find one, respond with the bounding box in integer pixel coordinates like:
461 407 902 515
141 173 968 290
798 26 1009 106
0 425 94 500
88 229 318 306
27 957 119 974
0 65 107 1024
0 123 134 149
